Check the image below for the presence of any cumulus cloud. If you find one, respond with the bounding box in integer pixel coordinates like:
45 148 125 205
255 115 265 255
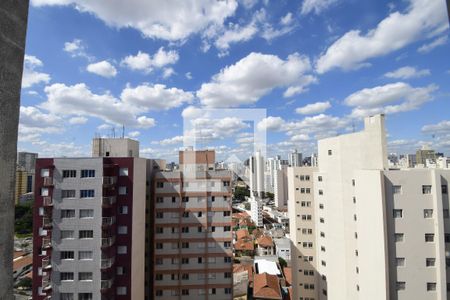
162 68 175 79
69 116 88 124
384 66 430 79
86 60 117 78
296 101 331 115
32 0 238 42
121 48 179 73
316 0 448 73
121 83 194 111
153 135 184 146
214 22 258 51
39 83 156 128
197 52 316 107
63 39 93 60
257 116 285 131
22 55 51 88
344 82 438 118
301 0 338 15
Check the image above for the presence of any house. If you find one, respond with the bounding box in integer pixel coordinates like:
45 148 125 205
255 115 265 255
253 273 283 300
256 235 275 256
234 239 255 257
274 237 291 261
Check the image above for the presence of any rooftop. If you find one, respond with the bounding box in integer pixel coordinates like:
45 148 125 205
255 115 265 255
254 257 281 276
253 272 282 300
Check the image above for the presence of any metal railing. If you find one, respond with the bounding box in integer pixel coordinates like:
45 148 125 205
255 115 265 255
102 176 117 186
102 216 116 226
42 217 52 228
43 177 53 186
102 196 116 206
42 237 51 249
101 236 116 248
101 257 115 269
42 273 51 290
42 256 51 270
101 279 113 290
43 196 53 206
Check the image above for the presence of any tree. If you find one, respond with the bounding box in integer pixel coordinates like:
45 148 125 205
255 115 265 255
266 192 274 200
15 277 32 290
278 257 287 268
233 186 250 201
15 203 33 235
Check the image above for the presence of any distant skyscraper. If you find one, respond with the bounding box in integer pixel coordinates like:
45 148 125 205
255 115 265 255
250 150 265 197
17 151 38 172
288 149 303 167
152 149 233 299
250 196 264 227
416 145 437 166
274 165 288 209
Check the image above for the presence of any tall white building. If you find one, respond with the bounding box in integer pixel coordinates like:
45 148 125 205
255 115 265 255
289 114 450 300
250 151 265 197
250 196 264 227
274 165 288 209
289 149 303 167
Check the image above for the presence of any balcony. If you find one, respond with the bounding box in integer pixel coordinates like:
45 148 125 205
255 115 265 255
102 216 116 227
43 177 53 186
103 176 117 187
42 237 52 249
43 196 53 206
102 196 116 207
42 273 52 291
42 256 52 270
42 217 52 229
101 279 114 292
101 236 116 248
101 257 115 270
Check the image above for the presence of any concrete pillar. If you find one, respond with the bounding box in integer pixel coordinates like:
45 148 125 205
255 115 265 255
0 1 29 299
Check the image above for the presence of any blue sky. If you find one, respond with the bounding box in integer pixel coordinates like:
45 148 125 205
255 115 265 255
19 0 450 162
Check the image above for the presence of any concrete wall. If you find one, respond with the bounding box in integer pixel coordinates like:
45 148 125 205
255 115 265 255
0 1 29 298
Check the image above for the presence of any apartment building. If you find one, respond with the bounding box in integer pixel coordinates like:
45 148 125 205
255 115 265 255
250 150 265 198
288 149 302 167
152 149 233 299
288 166 319 300
274 165 288 209
32 139 147 300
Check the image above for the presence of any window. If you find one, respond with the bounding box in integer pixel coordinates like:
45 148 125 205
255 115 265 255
396 257 405 267
352 179 355 186
393 209 403 218
61 209 75 219
119 168 129 176
119 206 128 214
62 190 76 198
224 242 231 248
396 282 406 291
156 212 163 218
79 209 94 218
156 197 164 203
225 288 232 294
80 170 95 178
223 211 230 217
79 230 93 239
156 227 163 234
224 226 231 232
319 190 323 195
60 272 74 281
424 209 433 218
182 273 189 280
328 150 332 155
425 233 435 242
443 185 448 194
318 176 322 182
181 258 189 264
156 182 164 188
60 230 74 239
80 189 95 198
78 293 92 300
182 242 189 249
182 289 189 295
209 288 216 295
155 290 163 296
156 243 163 249
319 203 324 209
155 258 163 265
62 170 76 178
305 175 310 181
79 251 92 260
41 187 49 196
79 272 93 281
118 226 128 235
60 293 74 300
392 185 402 194
117 246 127 254
427 283 436 291
60 251 74 260
172 197 176 203
117 287 127 295
118 186 127 195
224 257 231 263
395 233 404 242
182 212 189 218
155 274 163 280
300 175 305 181
211 196 215 202
223 181 230 186
445 234 450 243
426 258 436 267
444 209 449 218
224 272 232 278
422 185 432 194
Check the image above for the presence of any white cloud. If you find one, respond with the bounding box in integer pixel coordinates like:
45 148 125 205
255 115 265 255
291 134 310 142
344 82 438 117
240 0 258 9
417 35 448 53
257 116 285 131
384 66 431 79
280 12 293 26
40 83 156 128
86 60 117 78
422 120 450 135
128 131 140 138
301 0 338 15
63 39 93 60
121 83 194 111
69 116 88 124
32 0 238 42
185 72 193 80
296 101 331 115
285 114 349 140
214 22 258 51
153 135 184 146
197 52 315 107
316 0 448 73
162 68 175 79
22 55 51 88
121 47 179 73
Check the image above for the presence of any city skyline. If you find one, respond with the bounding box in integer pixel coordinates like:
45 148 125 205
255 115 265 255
18 0 450 162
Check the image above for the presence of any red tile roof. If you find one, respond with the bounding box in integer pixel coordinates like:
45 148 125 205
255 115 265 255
283 267 292 286
253 273 282 299
233 264 254 283
236 229 250 240
257 236 274 248
235 239 254 251
13 254 32 272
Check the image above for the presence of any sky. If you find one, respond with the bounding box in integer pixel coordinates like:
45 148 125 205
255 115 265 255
19 0 450 162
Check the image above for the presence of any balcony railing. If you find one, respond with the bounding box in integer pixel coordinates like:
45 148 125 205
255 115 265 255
43 177 53 186
101 279 113 291
43 196 53 206
102 216 116 227
102 196 116 207
101 257 115 270
42 217 52 229
42 256 52 270
42 273 52 291
102 176 117 186
42 237 52 249
101 236 116 248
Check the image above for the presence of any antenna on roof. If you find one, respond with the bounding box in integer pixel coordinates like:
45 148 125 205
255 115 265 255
112 127 115 138
122 125 125 138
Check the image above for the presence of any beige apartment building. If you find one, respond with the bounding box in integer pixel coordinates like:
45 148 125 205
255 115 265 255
288 166 319 300
152 149 233 299
289 114 450 300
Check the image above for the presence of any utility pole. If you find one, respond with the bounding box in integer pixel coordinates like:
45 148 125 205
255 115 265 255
0 1 30 299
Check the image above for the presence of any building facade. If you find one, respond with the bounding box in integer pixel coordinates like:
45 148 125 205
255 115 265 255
152 150 233 299
288 150 303 167
32 156 146 300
